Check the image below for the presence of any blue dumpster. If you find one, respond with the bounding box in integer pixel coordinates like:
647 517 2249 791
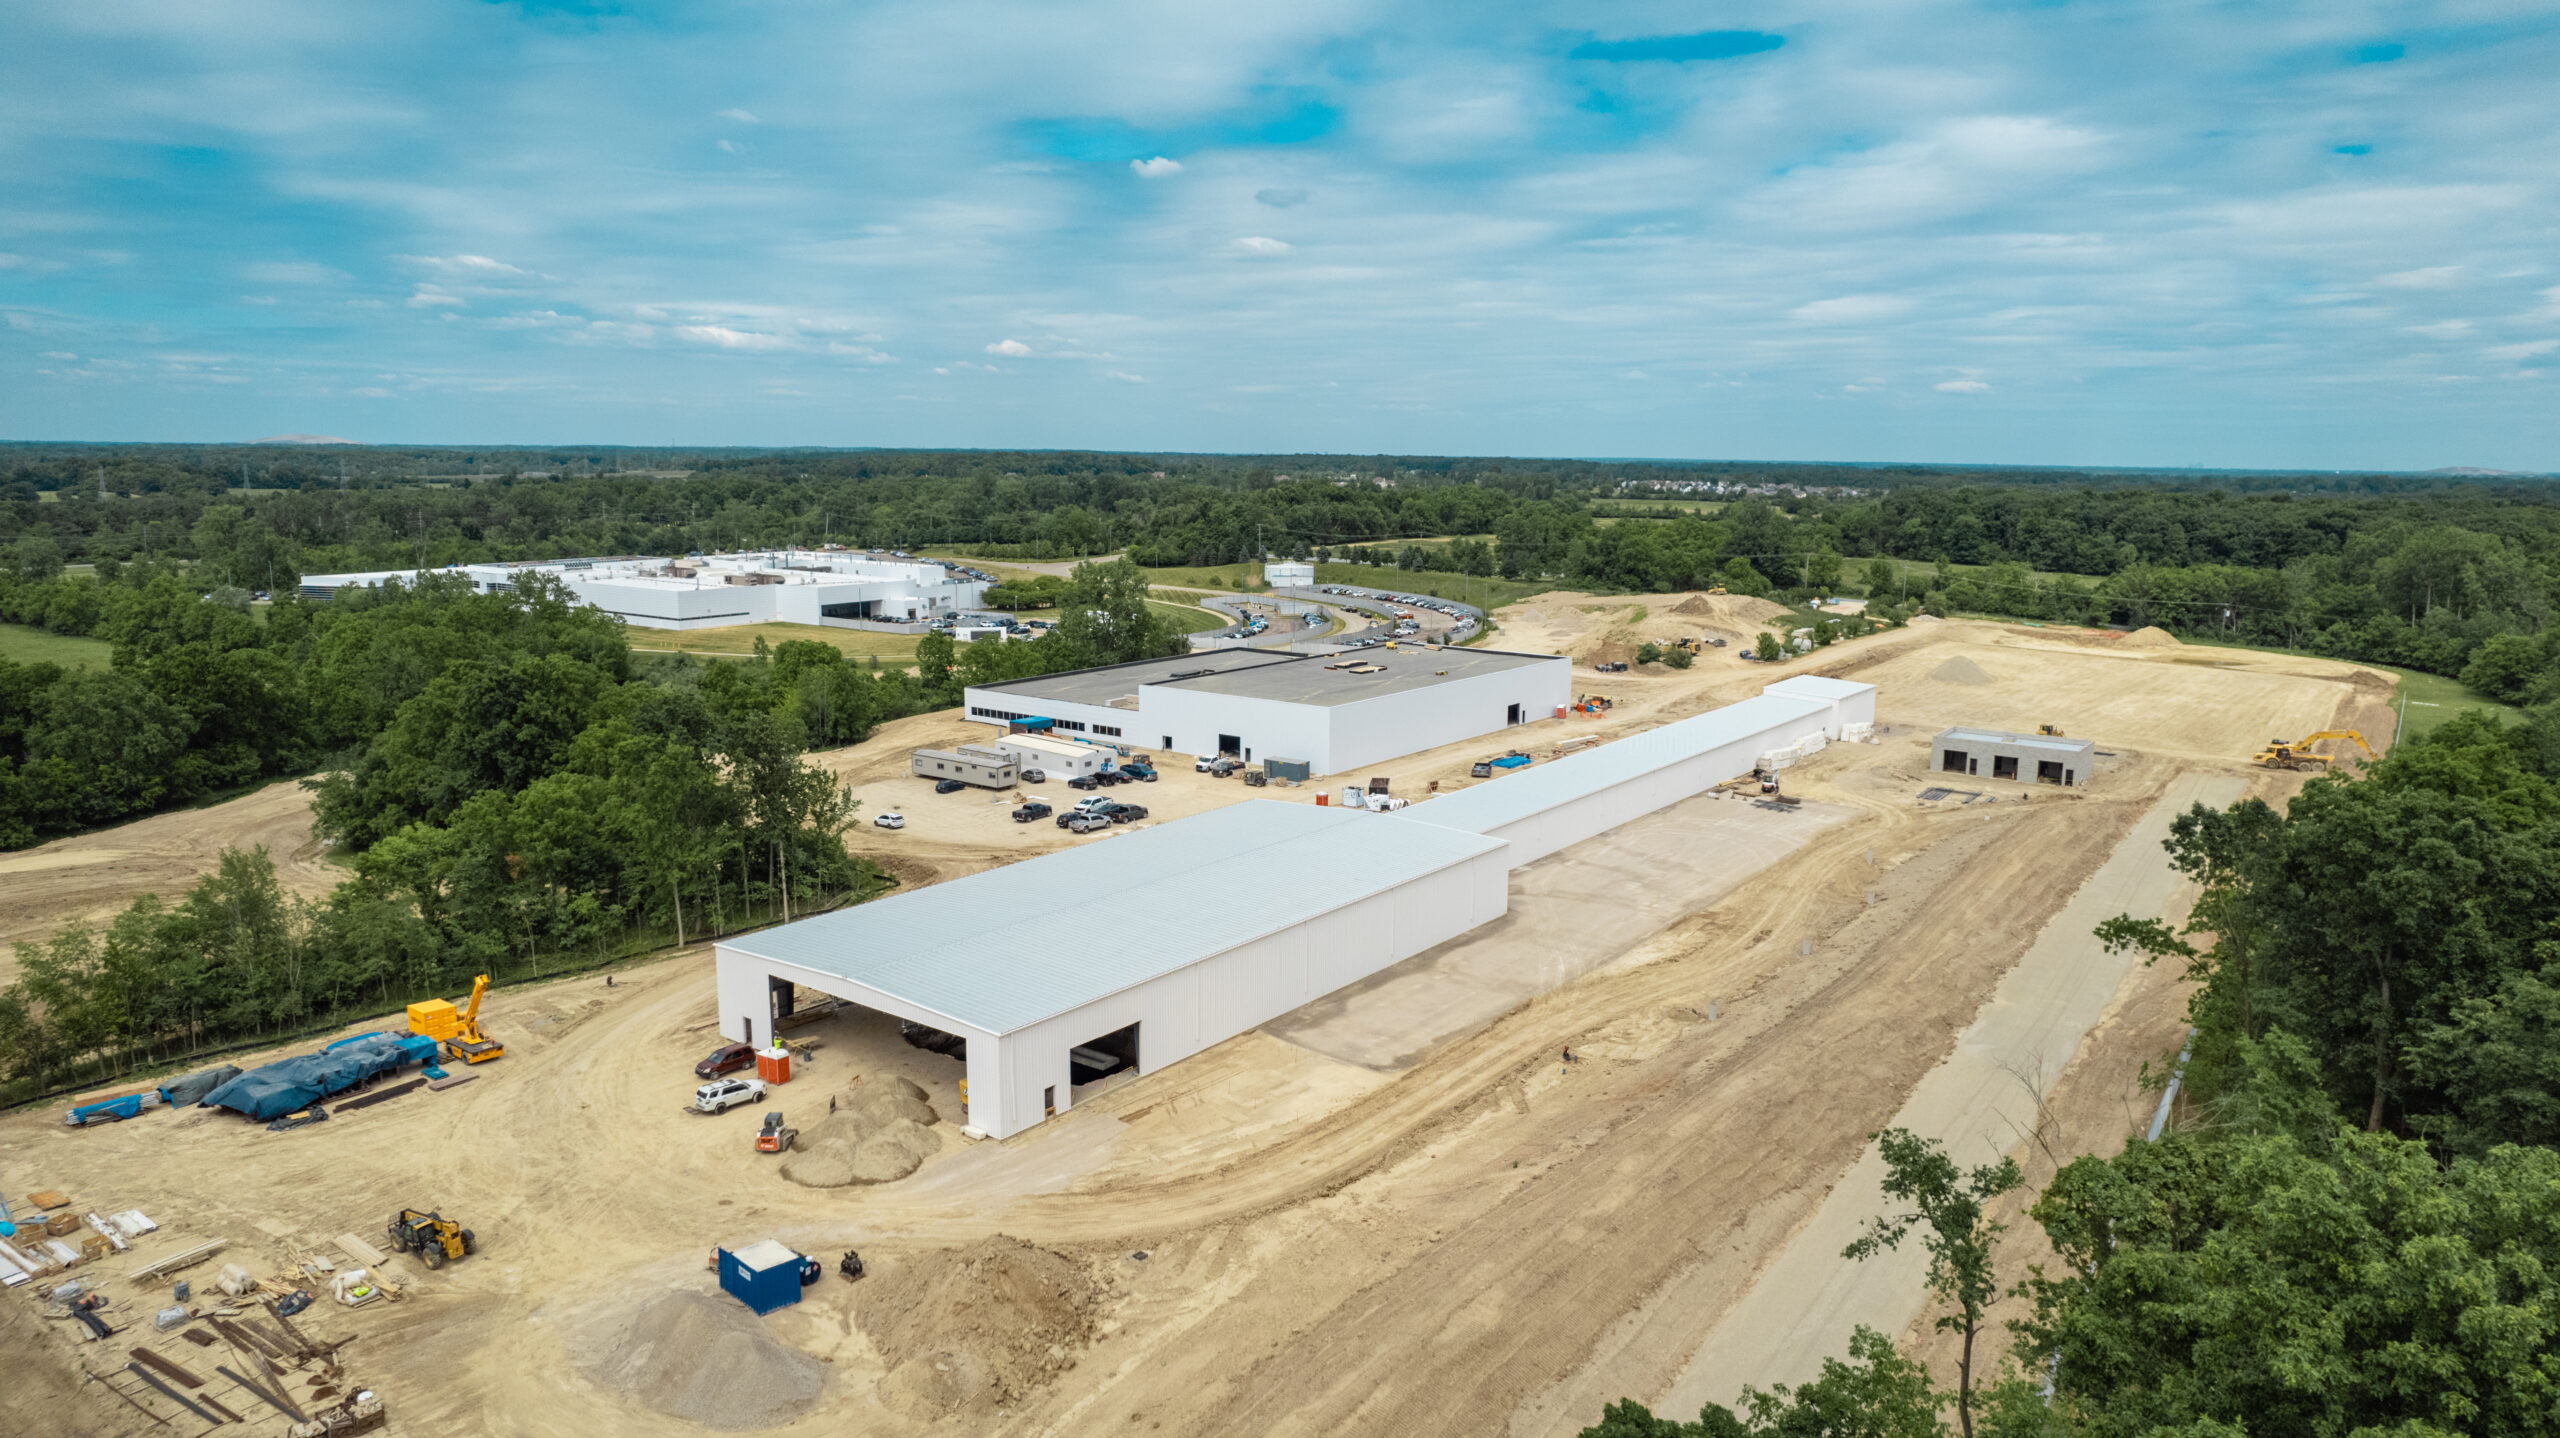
718 1240 806 1315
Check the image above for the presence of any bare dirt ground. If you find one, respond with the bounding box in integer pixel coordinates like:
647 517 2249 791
2 612 2391 1438
0 780 338 986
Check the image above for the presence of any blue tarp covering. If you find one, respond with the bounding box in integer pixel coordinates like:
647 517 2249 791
200 1033 423 1120
159 1064 242 1108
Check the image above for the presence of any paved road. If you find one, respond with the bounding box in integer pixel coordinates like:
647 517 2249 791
1656 771 2245 1412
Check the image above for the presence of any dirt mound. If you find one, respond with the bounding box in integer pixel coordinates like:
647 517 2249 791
570 1288 826 1430
1671 594 1717 617
1930 655 1993 685
2346 668 2396 695
781 1077 942 1187
2122 626 2180 649
855 1236 1102 1418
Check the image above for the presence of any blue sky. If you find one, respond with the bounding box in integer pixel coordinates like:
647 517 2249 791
3 1 2556 469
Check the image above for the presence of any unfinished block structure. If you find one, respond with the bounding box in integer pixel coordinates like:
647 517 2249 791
1931 727 2095 787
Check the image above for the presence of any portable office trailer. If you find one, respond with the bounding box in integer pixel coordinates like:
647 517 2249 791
910 746 1018 789
987 734 1105 777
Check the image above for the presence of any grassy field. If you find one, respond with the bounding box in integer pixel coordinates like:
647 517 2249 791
1147 598 1228 633
1138 563 1551 611
0 623 113 669
622 622 921 664
2370 667 2518 743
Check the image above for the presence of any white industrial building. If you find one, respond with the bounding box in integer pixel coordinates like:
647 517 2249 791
1263 560 1315 588
962 646 1572 775
1397 674 1875 867
715 801 1511 1138
299 549 986 631
712 673 1877 1140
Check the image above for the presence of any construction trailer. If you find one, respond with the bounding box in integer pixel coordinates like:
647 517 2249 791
984 733 1107 778
910 745 1018 789
1931 727 2096 788
718 1240 807 1315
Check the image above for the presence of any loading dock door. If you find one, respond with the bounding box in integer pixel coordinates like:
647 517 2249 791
2037 760 2065 785
1218 733 1241 757
1992 755 2019 781
1941 749 1968 774
1507 703 1523 725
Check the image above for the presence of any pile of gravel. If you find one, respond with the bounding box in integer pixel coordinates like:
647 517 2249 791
569 1289 825 1430
855 1236 1101 1418
780 1077 943 1188
1930 655 1994 684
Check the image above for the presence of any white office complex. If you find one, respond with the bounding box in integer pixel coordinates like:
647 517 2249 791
962 646 1574 775
298 549 987 631
714 674 1877 1138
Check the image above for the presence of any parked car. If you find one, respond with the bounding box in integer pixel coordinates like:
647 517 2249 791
1020 767 1046 783
694 1042 755 1079
872 811 906 829
1122 761 1157 782
1071 796 1121 817
1068 774 1100 791
1013 801 1053 823
1194 755 1217 772
692 1076 766 1114
1066 812 1115 834
934 778 968 794
1109 803 1149 823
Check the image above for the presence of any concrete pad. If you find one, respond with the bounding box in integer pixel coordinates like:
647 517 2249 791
1266 794 1850 1070
1658 772 2245 1413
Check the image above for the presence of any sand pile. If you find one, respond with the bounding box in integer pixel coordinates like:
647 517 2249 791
855 1236 1101 1418
1930 655 1994 684
1671 594 1717 617
2122 626 2180 649
570 1289 826 1430
781 1077 942 1187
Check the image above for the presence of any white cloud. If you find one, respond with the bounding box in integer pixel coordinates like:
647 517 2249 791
407 284 464 308
987 338 1033 356
352 386 391 397
1791 295 1913 325
1129 156 1183 178
398 254 528 276
1104 370 1146 383
676 324 792 349
2485 340 2560 361
2375 267 2461 290
242 260 347 285
1256 188 1310 208
2405 320 2472 340
717 139 742 154
1936 379 1992 393
1231 236 1291 258
716 108 760 123
828 342 893 362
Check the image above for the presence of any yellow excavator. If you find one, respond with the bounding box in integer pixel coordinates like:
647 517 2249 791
2038 724 2066 737
2253 730 2376 771
444 974 505 1064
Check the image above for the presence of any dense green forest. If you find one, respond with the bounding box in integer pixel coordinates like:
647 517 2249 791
1583 714 2560 1437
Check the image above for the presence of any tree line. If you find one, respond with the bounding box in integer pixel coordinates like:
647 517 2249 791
1584 712 2560 1437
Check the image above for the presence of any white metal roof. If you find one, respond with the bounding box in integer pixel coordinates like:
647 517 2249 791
730 1239 801 1272
1762 674 1872 701
1388 691 1835 836
723 801 1507 1035
1934 727 2096 755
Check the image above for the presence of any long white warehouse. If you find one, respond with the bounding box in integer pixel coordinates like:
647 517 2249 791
715 801 1510 1138
1393 674 1875 867
712 672 1877 1140
301 549 986 630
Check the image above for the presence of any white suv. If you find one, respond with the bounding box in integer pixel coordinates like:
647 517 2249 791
693 1077 766 1114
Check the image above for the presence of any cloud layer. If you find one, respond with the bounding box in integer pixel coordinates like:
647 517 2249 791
0 2 2554 468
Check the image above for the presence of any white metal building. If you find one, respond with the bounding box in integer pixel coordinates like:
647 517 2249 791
962 646 1572 775
1391 674 1878 867
714 801 1510 1138
1264 560 1316 588
299 549 986 631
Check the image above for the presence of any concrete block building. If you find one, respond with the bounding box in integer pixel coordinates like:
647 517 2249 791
1931 727 2095 787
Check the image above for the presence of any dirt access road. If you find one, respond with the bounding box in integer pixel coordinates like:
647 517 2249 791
3 615 2384 1437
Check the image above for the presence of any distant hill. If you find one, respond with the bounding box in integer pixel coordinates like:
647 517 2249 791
2425 466 2531 477
250 434 362 445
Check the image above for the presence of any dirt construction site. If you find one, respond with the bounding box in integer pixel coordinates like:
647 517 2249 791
0 609 2405 1436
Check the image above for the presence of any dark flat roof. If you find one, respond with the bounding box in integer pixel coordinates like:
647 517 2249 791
975 645 1562 711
